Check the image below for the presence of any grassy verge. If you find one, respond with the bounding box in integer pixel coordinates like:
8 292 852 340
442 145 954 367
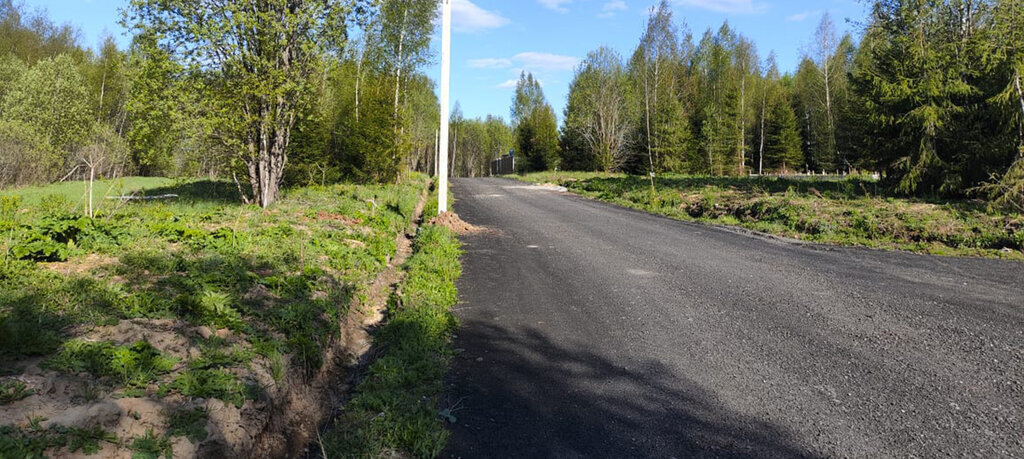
322 222 462 458
0 176 176 207
0 174 429 456
514 171 1024 260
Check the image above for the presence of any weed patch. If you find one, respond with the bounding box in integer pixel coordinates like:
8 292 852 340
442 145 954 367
0 424 117 457
161 368 257 408
517 172 1024 259
0 380 34 404
166 407 209 443
131 428 172 459
43 340 177 389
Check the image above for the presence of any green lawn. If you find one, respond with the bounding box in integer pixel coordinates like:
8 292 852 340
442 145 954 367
514 171 1024 260
0 175 431 457
0 177 177 207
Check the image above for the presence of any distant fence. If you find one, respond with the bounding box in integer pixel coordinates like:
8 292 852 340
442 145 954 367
491 155 514 176
748 172 881 181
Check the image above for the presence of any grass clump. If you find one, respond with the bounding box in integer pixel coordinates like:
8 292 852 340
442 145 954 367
0 424 117 457
323 224 462 458
166 407 208 443
161 368 256 408
130 428 172 459
0 379 34 404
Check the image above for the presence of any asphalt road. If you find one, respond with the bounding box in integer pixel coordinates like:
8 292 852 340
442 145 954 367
442 177 1024 458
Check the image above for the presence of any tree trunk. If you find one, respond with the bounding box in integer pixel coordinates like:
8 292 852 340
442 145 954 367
98 68 107 123
739 73 746 175
393 7 408 136
643 52 655 192
1015 68 1024 155
355 48 363 124
823 58 837 169
88 163 95 219
652 56 660 170
759 90 766 175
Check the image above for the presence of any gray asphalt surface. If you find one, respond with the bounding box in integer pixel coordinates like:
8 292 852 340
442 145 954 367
442 177 1024 458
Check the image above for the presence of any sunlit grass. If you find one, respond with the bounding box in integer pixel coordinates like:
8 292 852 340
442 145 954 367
514 172 1024 259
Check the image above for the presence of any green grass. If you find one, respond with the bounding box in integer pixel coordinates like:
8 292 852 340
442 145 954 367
0 177 176 208
321 223 463 458
515 171 1024 259
0 174 432 456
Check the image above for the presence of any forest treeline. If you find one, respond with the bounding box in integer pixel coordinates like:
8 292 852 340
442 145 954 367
526 0 1023 209
1 0 1022 209
0 0 513 206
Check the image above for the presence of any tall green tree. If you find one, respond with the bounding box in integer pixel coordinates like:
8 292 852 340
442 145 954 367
629 0 689 174
765 86 803 172
692 25 740 175
124 32 181 176
378 0 436 137
853 0 984 194
2 53 92 157
126 0 354 207
511 72 559 172
564 46 631 172
732 36 758 174
985 0 1024 209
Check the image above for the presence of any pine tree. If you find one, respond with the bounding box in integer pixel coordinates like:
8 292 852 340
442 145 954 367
512 72 559 172
766 95 803 173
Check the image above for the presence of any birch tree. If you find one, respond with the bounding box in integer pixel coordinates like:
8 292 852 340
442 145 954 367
125 0 354 207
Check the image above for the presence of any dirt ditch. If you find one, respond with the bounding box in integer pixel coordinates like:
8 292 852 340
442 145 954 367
249 188 429 458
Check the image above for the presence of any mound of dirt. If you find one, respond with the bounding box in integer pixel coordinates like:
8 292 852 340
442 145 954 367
428 211 482 235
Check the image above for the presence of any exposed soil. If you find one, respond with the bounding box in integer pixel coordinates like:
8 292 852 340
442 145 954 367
315 211 363 226
429 211 489 235
40 253 118 276
0 319 275 458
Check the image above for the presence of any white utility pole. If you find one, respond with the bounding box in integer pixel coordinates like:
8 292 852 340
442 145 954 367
438 0 451 214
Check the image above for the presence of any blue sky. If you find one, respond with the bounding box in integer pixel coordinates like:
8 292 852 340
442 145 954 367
23 0 867 123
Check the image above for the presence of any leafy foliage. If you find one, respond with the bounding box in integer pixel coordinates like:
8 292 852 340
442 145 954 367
513 72 561 172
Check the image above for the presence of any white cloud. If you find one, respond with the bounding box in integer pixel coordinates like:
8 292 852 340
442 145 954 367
538 0 572 13
480 52 577 90
496 77 546 90
452 0 510 33
673 0 768 14
786 10 820 22
512 52 579 71
603 1 627 12
598 0 627 18
468 58 513 69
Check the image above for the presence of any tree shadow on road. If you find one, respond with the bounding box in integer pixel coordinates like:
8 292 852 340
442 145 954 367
443 320 819 458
